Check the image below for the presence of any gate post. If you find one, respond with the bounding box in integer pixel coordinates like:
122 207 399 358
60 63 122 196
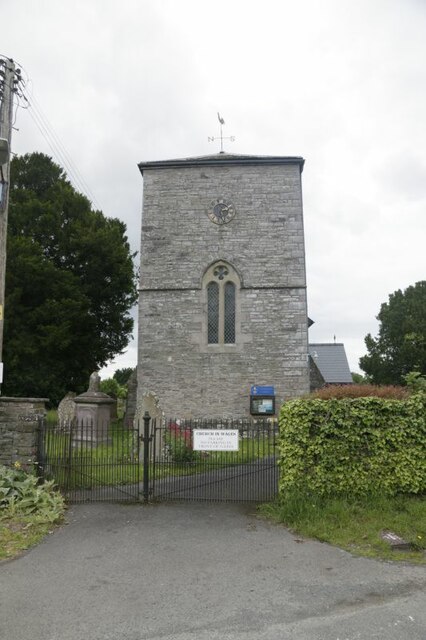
142 411 152 503
36 415 46 480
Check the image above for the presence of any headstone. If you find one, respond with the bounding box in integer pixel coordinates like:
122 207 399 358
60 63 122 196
57 392 76 429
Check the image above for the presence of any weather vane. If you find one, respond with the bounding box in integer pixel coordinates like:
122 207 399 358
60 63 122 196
208 113 235 154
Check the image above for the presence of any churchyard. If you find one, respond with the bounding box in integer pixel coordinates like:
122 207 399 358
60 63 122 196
1 380 425 564
1 147 424 565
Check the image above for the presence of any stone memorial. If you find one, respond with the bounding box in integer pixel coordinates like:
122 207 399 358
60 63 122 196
73 371 115 446
57 391 76 429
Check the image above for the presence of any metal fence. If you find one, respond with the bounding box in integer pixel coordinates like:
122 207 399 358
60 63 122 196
150 417 279 502
37 414 280 504
37 419 142 503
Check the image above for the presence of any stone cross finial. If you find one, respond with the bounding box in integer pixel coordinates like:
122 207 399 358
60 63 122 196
88 371 101 392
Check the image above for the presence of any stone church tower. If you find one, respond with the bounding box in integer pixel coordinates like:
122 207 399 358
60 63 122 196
137 153 309 418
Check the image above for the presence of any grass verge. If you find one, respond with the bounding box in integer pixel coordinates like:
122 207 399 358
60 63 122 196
0 515 62 562
259 491 426 564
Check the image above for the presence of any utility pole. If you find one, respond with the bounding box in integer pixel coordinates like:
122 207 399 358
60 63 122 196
0 57 16 386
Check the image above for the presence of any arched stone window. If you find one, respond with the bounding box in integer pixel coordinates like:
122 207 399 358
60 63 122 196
207 281 219 343
203 261 240 345
224 282 236 343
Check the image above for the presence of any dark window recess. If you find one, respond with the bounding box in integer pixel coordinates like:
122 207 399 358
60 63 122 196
207 281 219 343
224 281 236 343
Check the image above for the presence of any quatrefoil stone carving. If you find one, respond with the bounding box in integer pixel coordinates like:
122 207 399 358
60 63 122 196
213 265 229 280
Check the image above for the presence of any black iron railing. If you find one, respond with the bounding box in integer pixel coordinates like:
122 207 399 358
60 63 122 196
37 419 141 503
36 415 280 504
150 417 279 502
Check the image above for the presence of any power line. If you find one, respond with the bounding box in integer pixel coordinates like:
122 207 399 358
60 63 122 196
20 90 101 209
1 56 102 210
19 86 101 210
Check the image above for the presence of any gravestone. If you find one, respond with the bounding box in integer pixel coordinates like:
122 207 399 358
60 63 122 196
73 372 115 446
57 392 76 429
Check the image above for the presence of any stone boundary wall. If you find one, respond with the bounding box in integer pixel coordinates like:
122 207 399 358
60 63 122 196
0 397 48 468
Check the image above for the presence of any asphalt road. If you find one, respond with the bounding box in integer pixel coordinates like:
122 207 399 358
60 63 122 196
1 502 425 640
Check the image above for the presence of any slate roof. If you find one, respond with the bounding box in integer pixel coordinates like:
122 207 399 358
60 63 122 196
138 153 305 174
308 343 353 384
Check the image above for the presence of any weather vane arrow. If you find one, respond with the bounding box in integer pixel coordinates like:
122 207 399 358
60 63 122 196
208 113 235 153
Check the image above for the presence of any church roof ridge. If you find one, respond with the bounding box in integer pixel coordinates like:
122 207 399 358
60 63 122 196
138 153 305 174
309 342 345 346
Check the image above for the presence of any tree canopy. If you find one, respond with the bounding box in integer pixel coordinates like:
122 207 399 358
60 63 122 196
359 281 426 384
113 367 135 386
3 152 138 404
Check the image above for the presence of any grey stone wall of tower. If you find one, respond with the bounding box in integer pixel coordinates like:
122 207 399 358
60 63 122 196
137 154 310 418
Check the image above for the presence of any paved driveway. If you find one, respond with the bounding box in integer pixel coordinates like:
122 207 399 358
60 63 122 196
1 502 425 639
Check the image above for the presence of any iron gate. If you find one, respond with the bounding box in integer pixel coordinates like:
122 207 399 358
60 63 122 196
37 414 280 503
37 419 142 503
150 416 279 502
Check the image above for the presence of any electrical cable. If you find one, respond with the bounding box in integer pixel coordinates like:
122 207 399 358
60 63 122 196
1 56 102 210
23 97 99 207
20 85 101 209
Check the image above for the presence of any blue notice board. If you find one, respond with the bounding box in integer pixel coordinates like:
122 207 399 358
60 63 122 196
250 385 276 415
250 385 275 397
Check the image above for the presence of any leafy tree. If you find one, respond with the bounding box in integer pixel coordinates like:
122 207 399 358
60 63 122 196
403 371 426 393
3 153 138 404
351 372 368 384
359 281 426 384
113 367 135 386
100 378 127 399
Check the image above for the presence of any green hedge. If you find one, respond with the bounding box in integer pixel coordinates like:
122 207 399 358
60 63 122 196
278 394 426 497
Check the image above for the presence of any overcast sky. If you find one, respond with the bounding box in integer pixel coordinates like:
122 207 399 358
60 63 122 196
3 0 425 378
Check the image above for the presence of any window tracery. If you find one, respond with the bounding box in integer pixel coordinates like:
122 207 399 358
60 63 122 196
203 261 239 345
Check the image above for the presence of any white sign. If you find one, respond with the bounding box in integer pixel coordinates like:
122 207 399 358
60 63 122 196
193 429 239 451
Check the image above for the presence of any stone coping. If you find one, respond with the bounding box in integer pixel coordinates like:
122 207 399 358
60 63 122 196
74 391 115 404
138 154 305 173
0 397 49 403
